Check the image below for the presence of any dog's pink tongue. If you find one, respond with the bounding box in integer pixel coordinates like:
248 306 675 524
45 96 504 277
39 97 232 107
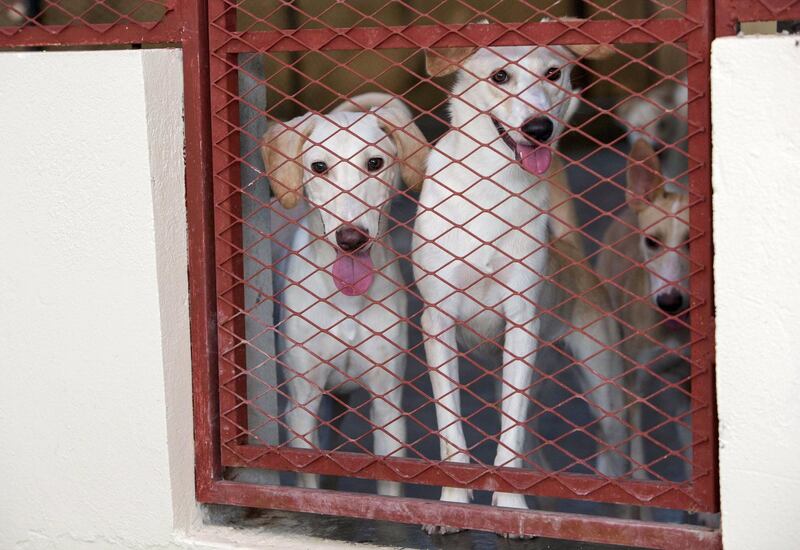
331 250 374 296
517 144 552 175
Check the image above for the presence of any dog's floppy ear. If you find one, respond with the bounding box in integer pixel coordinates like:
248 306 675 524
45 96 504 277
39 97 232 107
261 113 315 209
626 138 662 212
425 46 477 77
564 42 614 61
375 107 429 192
542 17 614 61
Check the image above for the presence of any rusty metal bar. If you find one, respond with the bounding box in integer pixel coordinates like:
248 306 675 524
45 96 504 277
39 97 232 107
222 444 704 510
200 480 721 549
0 19 181 47
686 0 719 514
218 18 696 53
182 0 220 498
715 0 800 36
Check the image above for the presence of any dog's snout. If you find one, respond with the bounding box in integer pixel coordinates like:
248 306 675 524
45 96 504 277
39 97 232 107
335 226 369 252
656 289 686 315
521 117 554 143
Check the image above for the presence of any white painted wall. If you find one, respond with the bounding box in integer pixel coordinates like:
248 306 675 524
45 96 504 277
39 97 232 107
0 49 191 549
0 34 798 550
713 35 800 550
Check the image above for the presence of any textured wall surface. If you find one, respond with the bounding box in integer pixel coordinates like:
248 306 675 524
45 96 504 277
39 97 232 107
0 49 192 549
713 35 800 550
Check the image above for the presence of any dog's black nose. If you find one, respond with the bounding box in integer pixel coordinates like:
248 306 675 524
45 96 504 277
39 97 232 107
521 117 554 143
656 289 686 315
335 226 369 252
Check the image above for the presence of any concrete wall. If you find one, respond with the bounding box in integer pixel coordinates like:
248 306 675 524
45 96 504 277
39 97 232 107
712 35 800 550
0 49 190 549
0 33 798 549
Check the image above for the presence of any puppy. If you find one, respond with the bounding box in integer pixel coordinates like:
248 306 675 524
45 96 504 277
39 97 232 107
596 138 690 485
412 34 628 532
261 93 428 496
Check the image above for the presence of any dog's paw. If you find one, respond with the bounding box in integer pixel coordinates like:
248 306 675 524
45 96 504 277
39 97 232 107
421 523 462 535
420 487 472 536
492 492 536 539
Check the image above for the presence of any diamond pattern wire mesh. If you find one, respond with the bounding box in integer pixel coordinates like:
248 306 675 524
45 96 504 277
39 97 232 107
0 0 171 32
716 0 800 35
208 0 716 527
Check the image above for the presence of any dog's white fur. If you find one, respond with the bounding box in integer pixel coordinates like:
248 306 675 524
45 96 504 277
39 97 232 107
261 93 428 496
413 40 627 531
616 75 688 183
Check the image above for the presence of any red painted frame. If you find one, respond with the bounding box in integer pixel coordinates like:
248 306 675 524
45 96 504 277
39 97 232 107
715 0 800 35
195 2 720 548
0 1 181 47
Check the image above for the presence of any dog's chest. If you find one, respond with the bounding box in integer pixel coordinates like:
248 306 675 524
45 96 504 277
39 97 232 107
443 180 548 264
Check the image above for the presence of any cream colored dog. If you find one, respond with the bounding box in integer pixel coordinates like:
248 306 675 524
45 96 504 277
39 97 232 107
261 93 428 496
596 138 690 488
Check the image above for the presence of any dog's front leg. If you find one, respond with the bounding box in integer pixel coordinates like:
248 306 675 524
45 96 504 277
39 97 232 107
285 362 326 489
568 317 629 479
367 355 407 497
421 307 471 509
492 294 540 512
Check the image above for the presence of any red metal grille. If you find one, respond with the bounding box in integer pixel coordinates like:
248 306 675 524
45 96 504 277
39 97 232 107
198 1 718 547
716 0 800 35
0 0 180 47
0 0 736 547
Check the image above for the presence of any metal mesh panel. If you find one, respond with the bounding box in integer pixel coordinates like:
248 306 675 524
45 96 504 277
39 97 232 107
0 0 178 46
204 2 717 542
0 0 733 546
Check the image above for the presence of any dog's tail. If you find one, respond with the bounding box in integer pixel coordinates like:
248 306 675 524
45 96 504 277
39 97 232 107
329 92 412 119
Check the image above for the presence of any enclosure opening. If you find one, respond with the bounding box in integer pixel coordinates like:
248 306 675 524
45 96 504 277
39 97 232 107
205 1 717 546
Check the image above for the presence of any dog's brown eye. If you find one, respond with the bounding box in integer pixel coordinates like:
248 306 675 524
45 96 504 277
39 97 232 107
644 236 660 250
545 67 562 81
491 69 509 84
311 161 328 174
367 157 384 172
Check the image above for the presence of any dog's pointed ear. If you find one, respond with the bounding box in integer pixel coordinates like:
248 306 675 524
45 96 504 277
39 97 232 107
542 17 614 61
375 107 429 192
626 138 662 212
425 18 487 77
261 113 315 209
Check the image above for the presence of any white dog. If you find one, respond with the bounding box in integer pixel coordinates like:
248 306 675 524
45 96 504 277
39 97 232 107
261 93 428 496
615 75 688 183
413 37 628 532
